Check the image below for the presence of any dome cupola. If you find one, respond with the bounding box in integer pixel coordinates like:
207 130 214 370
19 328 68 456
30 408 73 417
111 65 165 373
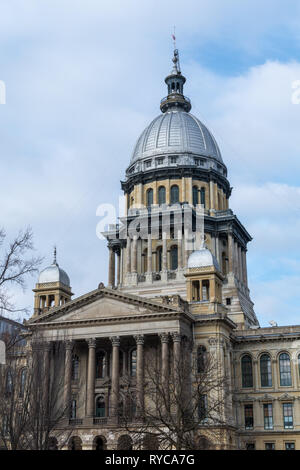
32 247 73 317
38 247 70 287
160 49 191 113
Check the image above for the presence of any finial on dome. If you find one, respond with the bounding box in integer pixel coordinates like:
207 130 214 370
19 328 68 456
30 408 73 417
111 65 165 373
53 245 57 265
160 37 191 113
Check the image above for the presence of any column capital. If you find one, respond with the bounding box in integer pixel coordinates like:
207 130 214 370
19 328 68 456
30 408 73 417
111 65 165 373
65 340 74 351
134 334 145 345
171 332 182 343
110 336 120 347
86 338 96 349
159 332 169 343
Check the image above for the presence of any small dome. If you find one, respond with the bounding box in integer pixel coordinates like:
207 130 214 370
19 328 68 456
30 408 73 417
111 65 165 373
38 248 70 286
188 248 220 271
131 109 222 164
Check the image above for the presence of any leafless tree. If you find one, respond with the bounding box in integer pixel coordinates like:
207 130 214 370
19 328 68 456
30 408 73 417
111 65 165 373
121 338 229 450
0 333 73 450
0 227 42 316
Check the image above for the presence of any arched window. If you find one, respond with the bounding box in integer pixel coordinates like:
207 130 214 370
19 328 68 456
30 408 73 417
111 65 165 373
94 435 107 451
200 188 206 207
260 354 272 387
96 351 106 379
241 355 253 388
170 185 179 204
279 353 292 386
192 186 198 206
130 349 137 377
19 368 27 397
197 346 207 373
48 437 58 450
158 186 166 205
6 369 13 395
170 245 178 270
70 399 77 419
156 247 162 272
197 436 212 450
96 396 106 418
71 355 79 380
68 436 82 450
146 188 153 207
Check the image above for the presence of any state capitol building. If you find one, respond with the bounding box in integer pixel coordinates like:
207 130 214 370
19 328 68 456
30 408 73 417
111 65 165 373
19 49 300 451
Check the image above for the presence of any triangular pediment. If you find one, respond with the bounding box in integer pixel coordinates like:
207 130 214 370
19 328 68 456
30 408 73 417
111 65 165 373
28 287 181 325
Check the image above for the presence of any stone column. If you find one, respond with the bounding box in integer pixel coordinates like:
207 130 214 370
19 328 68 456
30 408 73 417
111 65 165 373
147 234 152 273
135 335 145 415
233 241 239 278
215 235 220 267
108 247 115 287
210 180 215 210
86 338 96 417
162 232 167 271
43 342 51 408
172 333 181 384
160 333 169 411
116 249 121 286
242 249 248 287
126 236 131 274
64 340 73 416
132 236 137 273
177 230 182 269
228 232 234 273
110 336 120 418
238 245 243 283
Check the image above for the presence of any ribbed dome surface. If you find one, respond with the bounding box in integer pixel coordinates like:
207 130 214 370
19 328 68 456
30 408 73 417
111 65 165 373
131 109 222 163
38 263 70 287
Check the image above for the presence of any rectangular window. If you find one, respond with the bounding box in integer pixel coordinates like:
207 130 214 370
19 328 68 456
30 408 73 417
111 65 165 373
198 395 208 421
285 442 295 450
283 403 293 429
265 442 275 450
244 404 254 429
156 157 164 165
169 156 177 164
194 158 205 167
145 160 152 168
226 297 231 306
263 403 273 430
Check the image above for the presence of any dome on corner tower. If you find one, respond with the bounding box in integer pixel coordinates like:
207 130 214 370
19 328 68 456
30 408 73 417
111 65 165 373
188 248 220 271
38 248 70 287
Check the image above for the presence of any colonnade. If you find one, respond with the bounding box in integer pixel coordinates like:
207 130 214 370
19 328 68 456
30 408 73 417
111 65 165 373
63 332 183 420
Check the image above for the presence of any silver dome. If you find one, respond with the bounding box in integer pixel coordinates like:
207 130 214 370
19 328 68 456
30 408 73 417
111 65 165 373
188 248 220 271
131 109 222 163
38 263 70 287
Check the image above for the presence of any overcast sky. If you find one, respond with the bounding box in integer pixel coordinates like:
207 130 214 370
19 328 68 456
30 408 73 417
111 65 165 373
1 0 300 327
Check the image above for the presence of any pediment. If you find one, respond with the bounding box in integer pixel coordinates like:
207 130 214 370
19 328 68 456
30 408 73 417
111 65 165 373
29 287 180 325
56 296 154 322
